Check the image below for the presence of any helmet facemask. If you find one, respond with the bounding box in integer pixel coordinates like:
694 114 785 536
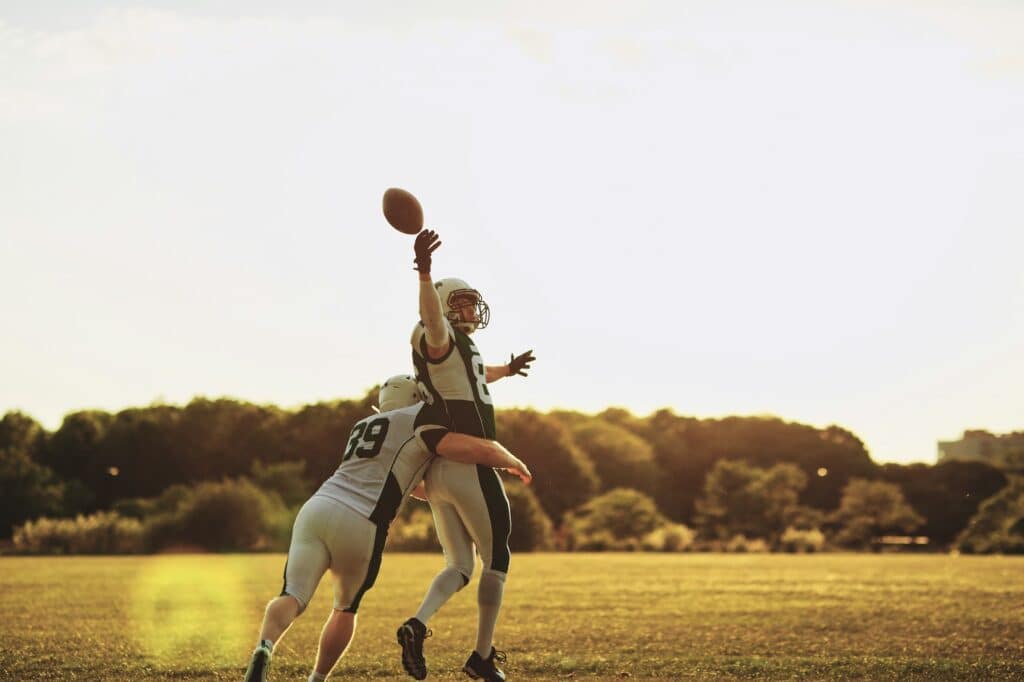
433 278 491 334
445 289 490 334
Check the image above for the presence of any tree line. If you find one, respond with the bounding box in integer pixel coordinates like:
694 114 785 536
1 393 1019 553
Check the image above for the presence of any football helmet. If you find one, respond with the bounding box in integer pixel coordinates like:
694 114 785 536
434 277 490 334
378 374 423 412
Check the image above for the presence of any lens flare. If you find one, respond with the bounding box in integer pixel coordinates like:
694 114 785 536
129 555 250 669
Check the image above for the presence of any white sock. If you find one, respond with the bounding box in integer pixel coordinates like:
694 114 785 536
414 566 469 624
308 672 326 682
475 570 506 657
259 638 274 653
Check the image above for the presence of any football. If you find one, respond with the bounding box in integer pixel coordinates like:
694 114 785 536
382 187 424 235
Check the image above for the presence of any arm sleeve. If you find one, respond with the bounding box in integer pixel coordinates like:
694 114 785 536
415 424 450 456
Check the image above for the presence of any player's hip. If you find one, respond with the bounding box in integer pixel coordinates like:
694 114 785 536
429 398 496 439
426 461 509 509
293 493 376 545
284 495 387 613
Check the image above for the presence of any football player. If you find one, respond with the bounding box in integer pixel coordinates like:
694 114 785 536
397 230 535 682
244 375 532 682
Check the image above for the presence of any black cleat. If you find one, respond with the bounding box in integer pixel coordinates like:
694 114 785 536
463 648 507 681
397 617 432 680
244 645 272 682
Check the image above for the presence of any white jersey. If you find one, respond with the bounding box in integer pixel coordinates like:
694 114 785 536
411 319 496 440
316 404 446 526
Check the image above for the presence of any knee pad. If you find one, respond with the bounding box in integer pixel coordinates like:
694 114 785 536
441 565 471 591
276 592 307 616
446 560 474 587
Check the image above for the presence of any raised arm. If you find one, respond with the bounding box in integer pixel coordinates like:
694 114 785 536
434 432 532 484
414 230 450 358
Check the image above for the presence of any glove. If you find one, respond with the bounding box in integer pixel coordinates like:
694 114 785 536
413 229 441 274
508 350 535 377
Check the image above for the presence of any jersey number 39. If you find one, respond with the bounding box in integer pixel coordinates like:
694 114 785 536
342 417 390 461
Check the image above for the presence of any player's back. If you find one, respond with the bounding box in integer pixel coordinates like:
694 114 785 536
315 403 437 526
411 320 496 439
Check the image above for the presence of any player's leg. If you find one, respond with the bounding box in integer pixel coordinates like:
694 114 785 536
246 498 331 682
398 496 476 680
259 595 303 645
449 465 512 681
307 506 385 679
416 499 476 623
308 610 356 682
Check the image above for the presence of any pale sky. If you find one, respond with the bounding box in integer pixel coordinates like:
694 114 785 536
2 1 1022 464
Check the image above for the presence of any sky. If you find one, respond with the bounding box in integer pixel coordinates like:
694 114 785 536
2 1 1022 464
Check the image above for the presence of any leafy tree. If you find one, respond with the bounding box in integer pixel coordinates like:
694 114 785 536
282 399 369 483
172 398 286 481
756 462 810 536
694 459 810 543
565 488 665 550
638 410 701 523
250 460 312 508
43 405 112 491
40 398 369 509
154 478 287 552
113 484 192 519
504 480 555 551
547 409 592 430
829 478 923 549
0 412 66 538
496 409 599 522
0 411 46 457
623 410 876 523
640 523 695 552
694 459 760 540
955 477 1024 554
182 478 285 551
571 421 661 497
386 506 440 551
93 406 180 506
880 461 1008 546
0 444 66 538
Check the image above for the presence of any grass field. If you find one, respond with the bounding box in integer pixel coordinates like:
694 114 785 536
1 553 1022 680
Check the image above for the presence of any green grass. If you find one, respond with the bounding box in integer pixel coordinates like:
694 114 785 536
1 553 1022 680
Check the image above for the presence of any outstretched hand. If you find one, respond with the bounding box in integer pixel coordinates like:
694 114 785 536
504 459 533 485
508 350 535 377
413 229 441 274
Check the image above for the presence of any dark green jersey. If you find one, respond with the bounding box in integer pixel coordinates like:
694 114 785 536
411 320 496 440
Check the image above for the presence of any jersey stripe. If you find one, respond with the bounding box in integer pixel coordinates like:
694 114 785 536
344 523 388 613
476 464 511 572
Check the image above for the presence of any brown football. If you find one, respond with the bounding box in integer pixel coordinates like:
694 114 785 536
382 187 424 235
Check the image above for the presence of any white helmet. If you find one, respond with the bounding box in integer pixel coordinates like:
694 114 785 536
434 277 490 334
378 374 423 412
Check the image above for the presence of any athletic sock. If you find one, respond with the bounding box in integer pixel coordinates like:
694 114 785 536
308 672 326 682
414 566 469 624
475 570 507 657
259 638 274 653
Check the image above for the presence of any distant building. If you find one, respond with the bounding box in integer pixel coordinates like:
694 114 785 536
937 430 1024 469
